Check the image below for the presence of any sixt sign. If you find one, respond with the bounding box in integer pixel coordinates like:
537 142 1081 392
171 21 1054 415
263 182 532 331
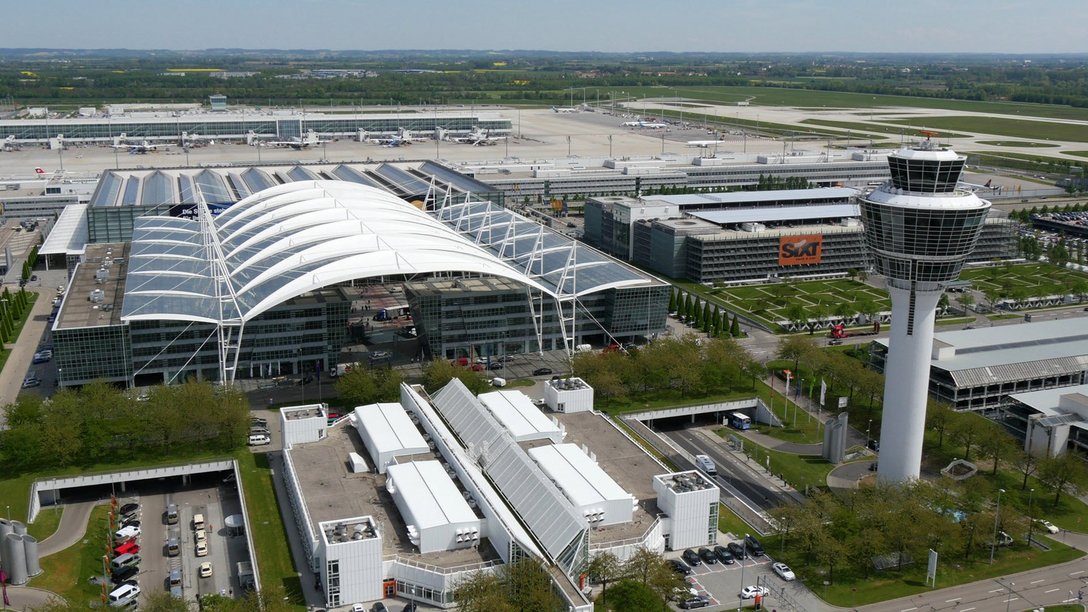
779 234 823 266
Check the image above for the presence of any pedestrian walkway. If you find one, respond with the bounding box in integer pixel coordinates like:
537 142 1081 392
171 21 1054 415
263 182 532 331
39 501 95 557
2 585 63 610
0 289 52 418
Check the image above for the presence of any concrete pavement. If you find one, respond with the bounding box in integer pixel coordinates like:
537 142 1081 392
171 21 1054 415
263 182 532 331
1 586 64 611
0 288 53 418
38 501 95 557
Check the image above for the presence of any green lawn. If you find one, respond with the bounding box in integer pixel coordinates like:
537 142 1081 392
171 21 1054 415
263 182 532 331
1066 151 1088 159
27 504 63 541
715 429 835 492
960 262 1088 304
976 140 1061 147
802 118 967 138
699 278 890 332
770 533 1083 607
717 503 757 539
890 115 1088 142
32 504 111 607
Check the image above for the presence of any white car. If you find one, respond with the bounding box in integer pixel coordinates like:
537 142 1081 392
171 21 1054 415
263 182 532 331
195 541 208 557
740 585 769 599
1038 519 1060 534
198 561 213 578
772 561 796 581
195 529 207 543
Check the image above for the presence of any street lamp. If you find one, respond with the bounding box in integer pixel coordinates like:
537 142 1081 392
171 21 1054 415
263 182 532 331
866 419 873 448
737 533 747 612
990 488 1005 563
1027 488 1035 544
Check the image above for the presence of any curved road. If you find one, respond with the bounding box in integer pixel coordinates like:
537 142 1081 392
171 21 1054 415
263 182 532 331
39 501 96 557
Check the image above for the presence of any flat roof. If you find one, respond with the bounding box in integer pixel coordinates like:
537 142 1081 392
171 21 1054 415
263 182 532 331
478 391 564 443
55 242 128 329
39 203 88 256
877 318 1088 372
386 460 479 529
353 402 428 457
284 404 325 421
690 203 860 226
527 443 631 509
286 423 497 567
643 187 858 207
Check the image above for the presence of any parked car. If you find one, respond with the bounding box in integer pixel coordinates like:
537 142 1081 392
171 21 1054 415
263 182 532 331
698 547 718 565
679 596 710 609
119 503 139 517
533 367 553 376
120 517 140 529
667 559 692 575
772 562 796 581
111 566 138 584
198 561 213 578
740 585 769 599
195 541 208 557
21 376 40 388
114 541 139 556
1037 519 1060 534
31 351 51 364
713 545 734 564
726 541 746 560
681 548 701 567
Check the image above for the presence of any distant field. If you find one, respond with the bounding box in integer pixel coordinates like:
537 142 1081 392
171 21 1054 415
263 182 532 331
888 116 1088 142
1064 151 1088 158
959 263 1088 300
801 118 968 138
976 140 1060 147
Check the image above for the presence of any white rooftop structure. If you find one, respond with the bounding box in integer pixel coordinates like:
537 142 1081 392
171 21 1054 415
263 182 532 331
351 402 429 473
527 443 635 527
385 460 481 554
39 203 89 256
478 390 565 443
1011 385 1088 458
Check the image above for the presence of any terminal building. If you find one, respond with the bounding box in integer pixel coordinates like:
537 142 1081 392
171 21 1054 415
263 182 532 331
49 179 667 387
585 189 1017 284
0 109 511 145
1007 385 1088 458
277 382 720 610
869 318 1088 414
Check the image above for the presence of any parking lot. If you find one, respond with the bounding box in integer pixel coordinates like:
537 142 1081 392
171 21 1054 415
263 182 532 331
109 477 250 607
666 546 786 610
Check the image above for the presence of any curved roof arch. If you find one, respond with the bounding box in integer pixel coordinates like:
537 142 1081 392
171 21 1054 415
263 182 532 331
122 181 554 325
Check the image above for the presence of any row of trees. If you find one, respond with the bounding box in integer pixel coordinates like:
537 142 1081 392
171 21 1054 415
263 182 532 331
0 287 32 344
0 381 249 474
334 358 495 408
574 335 763 404
669 289 742 337
453 549 687 612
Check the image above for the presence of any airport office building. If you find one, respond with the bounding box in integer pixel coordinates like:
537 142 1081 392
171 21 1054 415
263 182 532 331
585 188 1018 284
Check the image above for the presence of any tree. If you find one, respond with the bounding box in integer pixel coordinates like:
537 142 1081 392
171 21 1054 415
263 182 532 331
682 293 693 320
501 559 565 611
777 335 817 374
949 412 980 460
730 314 741 337
701 301 712 332
976 421 1016 475
335 366 403 406
453 569 513 612
423 359 491 395
585 551 623 604
784 303 807 333
604 579 661 612
1039 454 1087 506
956 291 975 314
624 546 665 584
1013 451 1041 490
668 289 677 313
926 401 954 449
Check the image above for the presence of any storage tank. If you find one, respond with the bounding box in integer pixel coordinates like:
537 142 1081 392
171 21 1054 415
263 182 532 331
0 519 12 539
11 520 27 535
23 534 42 576
3 533 28 584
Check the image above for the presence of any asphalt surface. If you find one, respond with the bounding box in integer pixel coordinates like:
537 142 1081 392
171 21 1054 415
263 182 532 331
38 500 95 556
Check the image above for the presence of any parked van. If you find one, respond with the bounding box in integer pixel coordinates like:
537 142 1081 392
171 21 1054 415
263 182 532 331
192 513 205 531
110 553 140 571
248 434 271 446
167 537 180 557
113 525 140 543
108 583 140 607
165 503 179 525
745 534 765 557
694 454 717 476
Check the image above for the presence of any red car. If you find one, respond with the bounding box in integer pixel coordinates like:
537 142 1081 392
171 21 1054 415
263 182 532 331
114 540 139 556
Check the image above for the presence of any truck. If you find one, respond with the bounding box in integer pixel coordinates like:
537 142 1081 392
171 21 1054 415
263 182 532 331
694 454 717 476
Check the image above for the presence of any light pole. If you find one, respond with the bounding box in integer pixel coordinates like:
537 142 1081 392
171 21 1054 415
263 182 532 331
1027 488 1035 544
737 533 747 612
866 419 873 448
990 488 1005 563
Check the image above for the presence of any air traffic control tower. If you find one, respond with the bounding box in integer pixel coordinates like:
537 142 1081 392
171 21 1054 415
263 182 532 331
859 139 990 483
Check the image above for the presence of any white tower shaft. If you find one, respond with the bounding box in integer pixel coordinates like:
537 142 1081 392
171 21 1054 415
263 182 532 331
877 286 941 482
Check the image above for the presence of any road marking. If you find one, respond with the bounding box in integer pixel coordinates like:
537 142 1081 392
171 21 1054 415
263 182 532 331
988 588 1004 593
1003 597 1019 603
959 607 975 612
900 608 917 612
1046 588 1060 593
1031 579 1045 584
945 598 960 602
1072 570 1086 576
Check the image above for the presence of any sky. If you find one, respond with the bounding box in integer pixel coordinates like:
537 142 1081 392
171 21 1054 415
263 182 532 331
6 0 1087 54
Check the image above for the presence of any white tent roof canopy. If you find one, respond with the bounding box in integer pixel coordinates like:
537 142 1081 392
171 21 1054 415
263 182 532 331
121 180 553 324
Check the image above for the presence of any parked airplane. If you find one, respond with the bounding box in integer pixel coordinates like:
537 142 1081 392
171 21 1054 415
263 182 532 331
110 135 163 153
453 127 505 146
368 129 427 147
551 106 579 113
621 120 669 129
266 129 327 150
686 140 723 148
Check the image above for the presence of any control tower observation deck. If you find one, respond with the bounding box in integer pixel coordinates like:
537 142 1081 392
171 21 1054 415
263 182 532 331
859 142 990 483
